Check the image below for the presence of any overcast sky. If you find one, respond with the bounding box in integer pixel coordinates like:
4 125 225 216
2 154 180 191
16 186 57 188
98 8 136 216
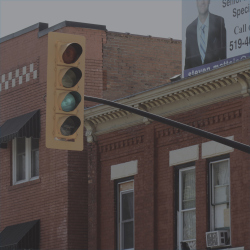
0 0 182 39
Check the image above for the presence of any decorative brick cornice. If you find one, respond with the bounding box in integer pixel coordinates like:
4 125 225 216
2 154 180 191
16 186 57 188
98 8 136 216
88 109 130 126
99 135 144 153
156 109 242 139
85 59 250 140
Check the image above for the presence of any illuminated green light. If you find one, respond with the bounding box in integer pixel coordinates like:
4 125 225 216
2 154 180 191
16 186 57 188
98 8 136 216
61 92 81 112
61 93 76 112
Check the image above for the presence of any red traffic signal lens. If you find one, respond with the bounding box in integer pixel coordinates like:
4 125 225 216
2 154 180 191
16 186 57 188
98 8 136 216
62 43 82 64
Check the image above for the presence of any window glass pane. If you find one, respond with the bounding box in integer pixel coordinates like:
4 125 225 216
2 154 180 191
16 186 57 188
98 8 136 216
31 138 39 177
122 192 134 221
213 161 229 186
214 204 228 228
182 169 196 209
213 161 229 203
17 137 25 154
214 185 229 203
120 181 134 191
31 137 39 149
183 210 196 240
16 138 26 181
16 154 26 181
123 221 134 249
16 138 25 181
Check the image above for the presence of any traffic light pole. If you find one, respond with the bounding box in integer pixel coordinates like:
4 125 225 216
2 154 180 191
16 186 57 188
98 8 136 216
84 95 250 154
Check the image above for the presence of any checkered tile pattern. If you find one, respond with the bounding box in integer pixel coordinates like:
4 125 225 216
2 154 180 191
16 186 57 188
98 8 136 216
0 63 38 92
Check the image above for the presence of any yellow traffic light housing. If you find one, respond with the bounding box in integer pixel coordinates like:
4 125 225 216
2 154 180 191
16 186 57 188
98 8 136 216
46 32 85 151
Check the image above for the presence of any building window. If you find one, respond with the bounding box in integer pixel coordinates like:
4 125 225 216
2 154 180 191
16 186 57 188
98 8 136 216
178 166 196 250
12 137 39 185
209 158 230 244
117 180 134 250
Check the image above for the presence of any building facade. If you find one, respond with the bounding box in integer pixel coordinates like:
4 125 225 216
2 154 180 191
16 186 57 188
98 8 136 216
0 21 182 249
85 59 250 250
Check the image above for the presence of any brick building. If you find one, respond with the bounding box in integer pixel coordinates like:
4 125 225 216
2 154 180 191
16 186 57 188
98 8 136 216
85 58 250 250
0 21 182 249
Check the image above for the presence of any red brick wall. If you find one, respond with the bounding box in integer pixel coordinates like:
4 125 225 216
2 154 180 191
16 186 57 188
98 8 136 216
97 126 145 250
0 25 106 249
88 96 250 250
103 32 182 100
0 24 182 250
67 148 88 249
0 28 70 249
87 142 100 250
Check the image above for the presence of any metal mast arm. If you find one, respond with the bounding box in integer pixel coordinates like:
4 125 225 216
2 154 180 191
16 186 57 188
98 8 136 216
84 95 250 154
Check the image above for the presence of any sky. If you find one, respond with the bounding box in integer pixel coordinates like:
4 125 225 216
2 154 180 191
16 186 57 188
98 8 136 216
0 0 182 40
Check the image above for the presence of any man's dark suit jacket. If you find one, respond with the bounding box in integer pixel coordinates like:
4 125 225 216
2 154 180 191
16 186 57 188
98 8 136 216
184 13 226 70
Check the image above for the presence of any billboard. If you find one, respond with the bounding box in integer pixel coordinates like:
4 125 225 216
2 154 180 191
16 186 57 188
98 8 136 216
182 0 250 78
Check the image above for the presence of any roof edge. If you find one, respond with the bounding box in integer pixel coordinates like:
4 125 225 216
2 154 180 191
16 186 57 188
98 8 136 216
0 23 48 44
107 30 181 43
0 21 107 43
38 21 106 37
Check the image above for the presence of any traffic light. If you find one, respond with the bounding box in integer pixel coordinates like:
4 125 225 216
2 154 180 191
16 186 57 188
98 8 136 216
46 32 85 151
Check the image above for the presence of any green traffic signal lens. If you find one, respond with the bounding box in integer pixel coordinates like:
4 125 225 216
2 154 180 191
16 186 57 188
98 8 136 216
62 67 82 88
60 116 81 136
61 92 82 112
61 93 76 112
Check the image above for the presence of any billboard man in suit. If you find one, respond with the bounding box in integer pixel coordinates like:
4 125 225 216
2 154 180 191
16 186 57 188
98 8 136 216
184 0 226 70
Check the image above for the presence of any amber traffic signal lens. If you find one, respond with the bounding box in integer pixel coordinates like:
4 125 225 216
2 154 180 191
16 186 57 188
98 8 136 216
62 67 82 88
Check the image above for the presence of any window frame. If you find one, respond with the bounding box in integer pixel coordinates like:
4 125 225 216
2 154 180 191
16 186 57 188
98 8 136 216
178 166 196 249
12 137 39 185
115 178 134 250
209 157 231 245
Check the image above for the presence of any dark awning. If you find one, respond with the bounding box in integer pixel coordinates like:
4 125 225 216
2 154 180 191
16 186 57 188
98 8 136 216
0 110 40 148
0 220 40 250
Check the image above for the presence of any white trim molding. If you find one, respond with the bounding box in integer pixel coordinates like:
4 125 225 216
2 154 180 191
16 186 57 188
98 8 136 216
169 145 199 167
202 136 234 159
111 160 138 180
